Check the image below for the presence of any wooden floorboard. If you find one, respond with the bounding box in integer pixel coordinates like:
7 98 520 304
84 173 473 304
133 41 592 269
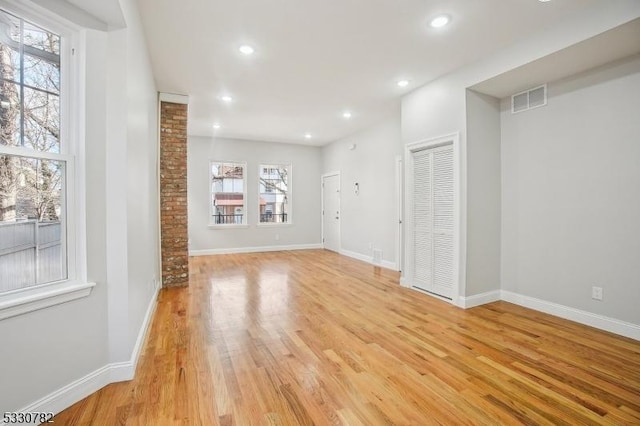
54 249 640 425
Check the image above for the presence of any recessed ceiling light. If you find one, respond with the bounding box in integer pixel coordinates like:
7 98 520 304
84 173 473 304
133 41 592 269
220 95 233 102
397 80 410 88
538 0 551 2
342 111 352 119
239 45 254 55
430 15 450 28
213 123 221 129
304 133 312 139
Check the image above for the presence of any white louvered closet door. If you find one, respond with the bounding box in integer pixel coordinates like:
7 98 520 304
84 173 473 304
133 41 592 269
413 150 432 288
412 144 454 299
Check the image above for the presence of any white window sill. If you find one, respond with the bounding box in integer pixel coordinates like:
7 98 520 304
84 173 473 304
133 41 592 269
208 224 250 229
256 222 294 227
0 281 96 321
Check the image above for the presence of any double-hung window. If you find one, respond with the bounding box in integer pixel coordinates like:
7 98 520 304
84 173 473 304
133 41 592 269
259 163 290 224
0 6 91 319
210 161 247 226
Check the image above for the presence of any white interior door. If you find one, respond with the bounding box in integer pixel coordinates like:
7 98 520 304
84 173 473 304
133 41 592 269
412 144 454 299
322 174 340 252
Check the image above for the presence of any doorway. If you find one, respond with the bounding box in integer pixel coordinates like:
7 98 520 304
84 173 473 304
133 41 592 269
322 173 340 252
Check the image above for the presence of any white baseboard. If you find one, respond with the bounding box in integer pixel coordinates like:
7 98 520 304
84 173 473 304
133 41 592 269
458 290 501 309
111 280 160 382
11 365 112 421
339 249 398 271
501 290 640 341
190 243 322 256
8 281 161 421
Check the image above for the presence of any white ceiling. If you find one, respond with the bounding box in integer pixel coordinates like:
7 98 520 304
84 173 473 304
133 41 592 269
135 0 604 146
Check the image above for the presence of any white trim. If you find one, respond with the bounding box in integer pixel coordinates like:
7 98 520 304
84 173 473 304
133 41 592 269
501 290 640 341
0 145 73 162
339 249 397 272
156 95 163 287
159 92 189 104
321 172 341 252
395 155 403 273
0 281 95 320
404 132 464 305
458 290 501 309
399 276 409 287
208 224 250 230
189 243 322 256
10 364 113 422
110 280 160 382
5 282 161 420
0 0 83 33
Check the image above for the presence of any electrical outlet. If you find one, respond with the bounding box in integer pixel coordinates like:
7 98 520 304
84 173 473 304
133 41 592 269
592 286 603 301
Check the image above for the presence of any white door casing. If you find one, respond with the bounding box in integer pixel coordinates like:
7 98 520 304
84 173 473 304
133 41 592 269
404 133 462 303
322 173 341 252
396 155 403 272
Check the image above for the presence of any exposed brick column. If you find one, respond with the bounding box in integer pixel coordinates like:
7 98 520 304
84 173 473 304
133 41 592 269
159 95 189 287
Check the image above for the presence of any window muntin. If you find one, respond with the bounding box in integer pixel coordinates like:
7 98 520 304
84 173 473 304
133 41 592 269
0 9 68 294
259 164 290 224
1 9 61 153
210 161 246 225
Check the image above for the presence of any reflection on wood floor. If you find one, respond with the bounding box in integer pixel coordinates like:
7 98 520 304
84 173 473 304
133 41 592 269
55 249 640 425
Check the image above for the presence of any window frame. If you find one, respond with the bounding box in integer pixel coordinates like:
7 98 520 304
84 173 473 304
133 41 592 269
209 160 248 228
257 162 292 227
0 1 94 321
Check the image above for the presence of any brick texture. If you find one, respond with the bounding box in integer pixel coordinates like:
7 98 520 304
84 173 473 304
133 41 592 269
160 101 189 287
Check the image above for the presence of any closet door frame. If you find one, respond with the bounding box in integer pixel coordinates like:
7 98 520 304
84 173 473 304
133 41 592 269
403 132 464 306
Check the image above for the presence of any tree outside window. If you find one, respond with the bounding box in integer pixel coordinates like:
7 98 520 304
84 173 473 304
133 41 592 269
0 9 66 293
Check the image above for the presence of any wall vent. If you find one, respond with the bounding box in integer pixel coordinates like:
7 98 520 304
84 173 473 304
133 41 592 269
511 84 547 113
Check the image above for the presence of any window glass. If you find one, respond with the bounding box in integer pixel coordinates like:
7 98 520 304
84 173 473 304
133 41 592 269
211 161 246 225
259 164 290 224
0 9 67 295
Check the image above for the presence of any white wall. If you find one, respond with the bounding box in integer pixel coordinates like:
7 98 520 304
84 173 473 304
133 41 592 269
121 0 160 357
402 2 640 304
501 55 640 325
105 0 159 367
321 112 402 268
188 136 322 253
0 0 159 414
465 90 501 296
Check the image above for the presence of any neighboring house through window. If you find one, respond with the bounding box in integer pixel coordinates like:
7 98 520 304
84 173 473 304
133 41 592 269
210 161 246 225
259 163 290 224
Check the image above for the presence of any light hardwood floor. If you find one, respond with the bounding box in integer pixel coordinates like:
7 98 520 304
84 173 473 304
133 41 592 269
55 249 640 425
